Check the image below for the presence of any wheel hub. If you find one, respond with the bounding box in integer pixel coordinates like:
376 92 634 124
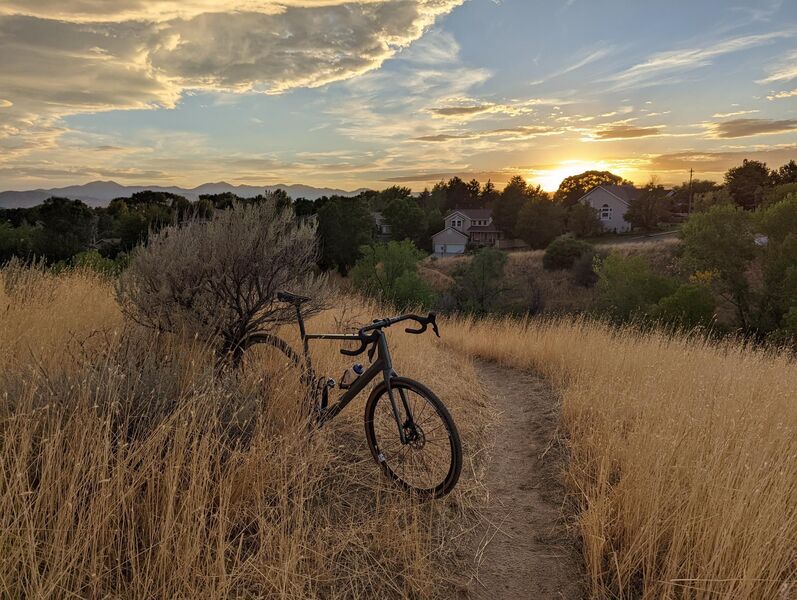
404 422 426 449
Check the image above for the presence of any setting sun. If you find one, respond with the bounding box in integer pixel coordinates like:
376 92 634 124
527 160 634 192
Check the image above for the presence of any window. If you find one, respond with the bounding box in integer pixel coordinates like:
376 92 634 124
600 204 612 221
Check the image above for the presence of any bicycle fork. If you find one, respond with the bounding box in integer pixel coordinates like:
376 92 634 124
378 335 416 445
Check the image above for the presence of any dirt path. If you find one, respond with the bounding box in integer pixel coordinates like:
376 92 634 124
456 360 585 600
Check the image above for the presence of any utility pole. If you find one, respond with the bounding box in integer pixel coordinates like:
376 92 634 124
687 168 694 214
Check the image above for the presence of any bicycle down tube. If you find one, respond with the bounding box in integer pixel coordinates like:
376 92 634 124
303 330 414 443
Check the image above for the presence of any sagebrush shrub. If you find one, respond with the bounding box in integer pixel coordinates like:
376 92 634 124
543 236 594 271
117 201 325 364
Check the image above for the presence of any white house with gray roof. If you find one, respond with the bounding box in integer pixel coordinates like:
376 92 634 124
432 208 503 255
578 185 642 233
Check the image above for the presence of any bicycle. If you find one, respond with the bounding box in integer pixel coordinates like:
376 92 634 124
248 290 462 499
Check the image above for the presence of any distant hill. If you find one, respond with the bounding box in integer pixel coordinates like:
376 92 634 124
0 181 367 208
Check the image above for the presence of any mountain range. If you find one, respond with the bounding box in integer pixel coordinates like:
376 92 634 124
0 181 366 208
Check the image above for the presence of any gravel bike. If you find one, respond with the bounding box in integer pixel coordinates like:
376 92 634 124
249 291 462 499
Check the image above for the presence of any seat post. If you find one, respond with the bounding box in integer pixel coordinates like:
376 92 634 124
295 304 309 355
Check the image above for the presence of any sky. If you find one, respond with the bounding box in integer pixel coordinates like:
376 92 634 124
1 0 796 192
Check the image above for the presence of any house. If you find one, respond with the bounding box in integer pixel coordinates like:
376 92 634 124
432 208 503 255
372 212 391 242
578 185 642 233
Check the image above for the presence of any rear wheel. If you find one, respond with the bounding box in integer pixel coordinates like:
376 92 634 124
364 377 462 499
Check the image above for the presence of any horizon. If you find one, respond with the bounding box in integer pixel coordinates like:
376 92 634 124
1 1 796 192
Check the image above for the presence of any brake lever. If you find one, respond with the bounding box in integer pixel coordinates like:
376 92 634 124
429 312 441 338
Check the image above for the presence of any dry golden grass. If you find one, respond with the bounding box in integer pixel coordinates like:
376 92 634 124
442 314 797 599
0 266 489 598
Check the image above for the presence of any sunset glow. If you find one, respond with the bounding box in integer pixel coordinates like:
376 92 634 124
528 161 635 192
1 1 796 192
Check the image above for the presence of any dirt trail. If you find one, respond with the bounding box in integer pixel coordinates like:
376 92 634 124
456 360 584 600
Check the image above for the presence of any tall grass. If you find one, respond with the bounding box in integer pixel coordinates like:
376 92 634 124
0 266 489 598
443 315 797 599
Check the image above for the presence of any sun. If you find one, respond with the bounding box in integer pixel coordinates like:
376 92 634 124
527 160 631 193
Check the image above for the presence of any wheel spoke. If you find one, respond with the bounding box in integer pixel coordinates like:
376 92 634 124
369 384 456 493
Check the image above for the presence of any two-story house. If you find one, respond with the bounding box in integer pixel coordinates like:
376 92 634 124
577 185 641 233
432 208 502 255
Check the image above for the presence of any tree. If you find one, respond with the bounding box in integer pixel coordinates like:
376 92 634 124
382 196 427 246
543 236 594 270
117 201 325 366
480 180 499 206
452 247 509 314
316 196 374 274
624 183 670 232
566 203 601 237
35 197 95 262
725 159 771 210
554 171 631 207
680 206 756 331
763 183 797 207
692 188 734 213
493 176 531 237
654 284 717 330
516 198 566 249
350 240 434 309
438 177 480 211
756 196 797 335
670 179 719 213
595 253 678 322
772 160 797 185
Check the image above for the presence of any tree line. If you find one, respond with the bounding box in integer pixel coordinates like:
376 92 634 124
2 158 796 277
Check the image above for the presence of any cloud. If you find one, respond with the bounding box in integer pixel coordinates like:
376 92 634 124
426 97 567 120
411 125 559 143
607 30 794 89
768 88 797 100
412 133 470 142
649 146 797 173
429 105 495 116
383 170 514 184
0 1 464 166
758 49 797 83
590 125 662 140
712 109 759 118
709 118 797 138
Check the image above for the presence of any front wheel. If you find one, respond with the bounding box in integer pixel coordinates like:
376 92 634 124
364 377 462 499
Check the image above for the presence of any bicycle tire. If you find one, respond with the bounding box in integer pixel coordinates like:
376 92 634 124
364 377 462 499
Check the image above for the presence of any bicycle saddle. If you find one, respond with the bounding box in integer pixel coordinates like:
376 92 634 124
277 290 312 305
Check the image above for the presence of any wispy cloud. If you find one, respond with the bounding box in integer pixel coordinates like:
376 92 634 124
607 30 795 89
709 118 797 138
590 125 662 140
712 109 759 118
758 49 797 83
767 88 797 100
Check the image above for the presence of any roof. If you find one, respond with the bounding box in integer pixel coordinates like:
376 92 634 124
446 208 492 220
431 227 469 241
468 225 500 233
586 185 642 206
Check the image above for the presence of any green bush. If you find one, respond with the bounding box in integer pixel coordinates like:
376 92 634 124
452 247 508 314
543 236 594 270
71 250 129 276
595 253 678 322
350 240 434 309
654 284 717 329
572 250 601 287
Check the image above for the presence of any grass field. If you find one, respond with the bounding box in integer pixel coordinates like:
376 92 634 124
443 314 797 599
0 265 489 598
3 264 795 599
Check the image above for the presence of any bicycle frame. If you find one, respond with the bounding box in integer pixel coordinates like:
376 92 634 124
292 305 415 443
